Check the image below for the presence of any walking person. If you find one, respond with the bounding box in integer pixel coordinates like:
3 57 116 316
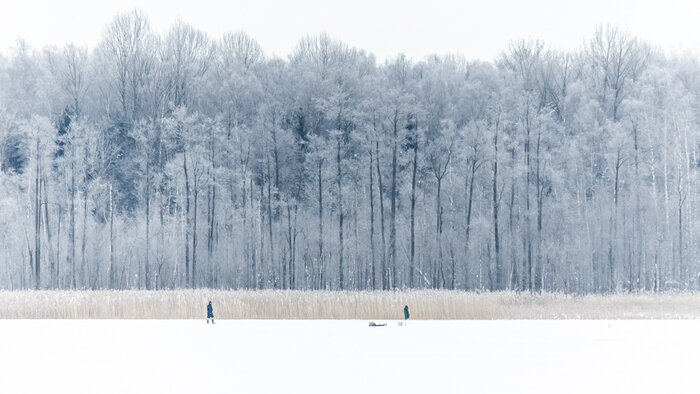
403 305 410 325
207 301 215 324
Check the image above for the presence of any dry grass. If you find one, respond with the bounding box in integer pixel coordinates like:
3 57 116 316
1 290 700 319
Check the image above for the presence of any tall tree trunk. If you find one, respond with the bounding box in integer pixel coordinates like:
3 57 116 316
82 182 87 288
192 172 198 288
70 161 76 288
678 167 685 287
208 127 217 287
536 127 544 292
632 123 641 289
266 157 274 287
376 141 387 290
159 185 165 290
291 204 298 289
682 125 694 289
109 184 115 289
211 175 216 287
353 167 360 289
436 177 443 288
431 147 452 289
662 118 671 287
317 160 324 289
184 152 191 287
285 201 294 289
145 156 150 289
465 158 478 290
509 180 516 290
648 136 660 291
336 138 344 289
390 113 398 289
272 131 281 218
258 181 265 288
206 173 212 286
525 108 533 292
369 147 376 290
34 140 41 289
609 148 622 292
409 128 418 288
57 206 61 288
492 123 500 292
248 179 256 288
241 177 249 288
43 178 54 288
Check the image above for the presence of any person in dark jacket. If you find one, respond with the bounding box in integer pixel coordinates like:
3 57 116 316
207 301 215 324
403 305 410 322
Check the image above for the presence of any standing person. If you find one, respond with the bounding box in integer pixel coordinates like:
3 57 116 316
403 305 410 325
207 301 215 324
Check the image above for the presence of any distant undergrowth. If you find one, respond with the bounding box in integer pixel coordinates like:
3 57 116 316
0 290 698 319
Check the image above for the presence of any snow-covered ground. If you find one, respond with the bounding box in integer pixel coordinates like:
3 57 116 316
2 320 698 393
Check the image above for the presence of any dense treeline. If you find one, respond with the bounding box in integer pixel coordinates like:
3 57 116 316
0 11 698 292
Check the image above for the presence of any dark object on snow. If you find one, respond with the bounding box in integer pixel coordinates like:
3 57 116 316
207 301 215 324
369 321 386 327
404 305 410 320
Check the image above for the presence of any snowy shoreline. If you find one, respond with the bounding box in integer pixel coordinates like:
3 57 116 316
2 319 698 393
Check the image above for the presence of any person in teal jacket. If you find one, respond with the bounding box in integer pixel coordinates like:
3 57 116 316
207 301 215 324
403 305 410 321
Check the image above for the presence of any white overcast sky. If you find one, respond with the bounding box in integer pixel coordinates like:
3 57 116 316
1 0 699 61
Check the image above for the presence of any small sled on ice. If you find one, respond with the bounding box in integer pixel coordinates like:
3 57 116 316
368 321 386 327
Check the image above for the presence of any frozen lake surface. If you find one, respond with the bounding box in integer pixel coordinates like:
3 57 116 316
2 320 698 393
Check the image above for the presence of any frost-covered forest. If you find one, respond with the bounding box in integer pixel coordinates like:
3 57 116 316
0 10 698 292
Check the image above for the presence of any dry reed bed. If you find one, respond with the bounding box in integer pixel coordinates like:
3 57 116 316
0 290 699 319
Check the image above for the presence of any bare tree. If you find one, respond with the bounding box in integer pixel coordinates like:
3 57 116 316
100 9 153 121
